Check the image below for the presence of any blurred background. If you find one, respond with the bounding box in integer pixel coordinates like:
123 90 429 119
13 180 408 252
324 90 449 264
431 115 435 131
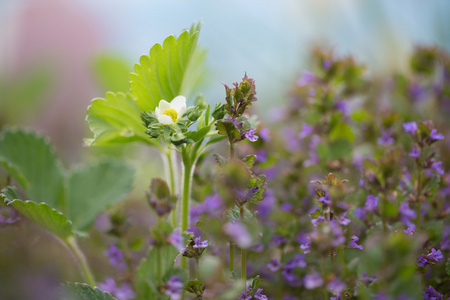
1 0 450 298
1 0 450 163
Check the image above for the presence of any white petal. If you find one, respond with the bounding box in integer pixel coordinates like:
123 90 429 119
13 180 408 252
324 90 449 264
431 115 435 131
158 100 171 112
171 95 186 112
155 107 161 118
158 115 174 125
177 105 186 118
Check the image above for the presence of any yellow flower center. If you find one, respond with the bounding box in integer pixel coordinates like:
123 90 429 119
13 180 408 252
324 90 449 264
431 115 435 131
163 108 178 122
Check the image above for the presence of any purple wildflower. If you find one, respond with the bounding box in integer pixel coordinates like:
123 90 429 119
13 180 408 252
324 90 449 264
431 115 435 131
168 229 184 252
441 224 450 250
311 216 326 227
304 273 323 289
417 254 428 267
330 294 341 300
365 194 379 212
254 288 268 300
399 202 416 229
267 258 283 272
336 101 350 116
330 221 346 247
285 254 307 269
105 244 126 271
259 127 271 141
403 122 418 134
431 160 444 175
272 234 288 246
339 212 351 226
282 267 299 284
408 147 421 158
298 124 314 139
354 207 366 220
326 278 346 294
323 60 332 70
297 71 316 87
426 248 443 262
403 227 415 236
429 129 444 141
318 193 331 205
223 222 252 248
360 272 377 282
348 235 363 250
409 82 426 101
193 236 208 249
0 207 21 225
377 131 395 146
164 276 183 300
423 286 444 300
244 129 258 142
97 278 135 300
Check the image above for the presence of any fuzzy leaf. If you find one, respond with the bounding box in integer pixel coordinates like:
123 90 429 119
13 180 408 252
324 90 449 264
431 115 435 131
0 128 65 209
2 187 73 240
62 282 117 300
130 23 203 112
67 161 135 231
86 92 156 146
248 175 267 204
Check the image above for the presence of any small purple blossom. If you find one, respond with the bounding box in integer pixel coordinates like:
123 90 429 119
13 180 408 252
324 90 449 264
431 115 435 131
254 288 268 300
168 229 185 252
423 286 444 300
354 207 366 220
285 254 307 269
417 254 428 267
259 127 271 141
311 215 326 227
272 234 288 246
403 122 418 134
297 71 316 87
403 227 415 235
365 194 379 212
409 82 426 101
298 124 314 139
97 278 135 300
426 248 443 262
244 129 259 142
318 193 331 205
338 212 351 226
164 276 183 300
0 208 21 225
326 278 346 294
377 131 395 146
429 129 444 141
431 160 444 175
408 147 421 158
105 244 126 271
348 235 363 250
300 242 311 254
193 236 208 249
304 272 323 289
223 222 252 248
267 258 283 272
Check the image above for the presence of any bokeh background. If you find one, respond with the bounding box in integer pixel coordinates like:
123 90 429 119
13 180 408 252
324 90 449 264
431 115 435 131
1 0 450 299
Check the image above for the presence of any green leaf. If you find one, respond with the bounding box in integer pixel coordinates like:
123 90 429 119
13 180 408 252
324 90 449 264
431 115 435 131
130 23 203 112
215 120 240 141
91 55 131 93
184 126 211 143
329 122 355 142
62 282 117 300
0 128 65 209
2 187 73 240
86 92 156 146
67 161 135 231
248 175 266 204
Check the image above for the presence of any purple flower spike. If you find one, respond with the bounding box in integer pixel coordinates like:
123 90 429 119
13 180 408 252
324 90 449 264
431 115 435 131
403 227 415 235
339 212 351 226
311 216 326 227
408 147 421 158
426 248 443 262
417 254 428 267
193 236 208 249
348 235 363 250
254 288 269 300
244 129 258 142
429 129 444 141
403 122 418 134
304 272 323 289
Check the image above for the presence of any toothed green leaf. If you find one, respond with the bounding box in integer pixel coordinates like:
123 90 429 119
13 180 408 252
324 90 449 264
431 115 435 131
130 22 204 112
0 128 65 209
62 282 117 300
2 186 73 240
67 161 135 231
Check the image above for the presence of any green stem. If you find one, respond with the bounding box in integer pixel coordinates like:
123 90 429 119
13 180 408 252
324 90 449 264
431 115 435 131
181 147 197 269
195 258 200 280
229 140 235 160
66 236 95 286
229 242 234 275
165 149 178 227
240 206 246 286
416 168 422 229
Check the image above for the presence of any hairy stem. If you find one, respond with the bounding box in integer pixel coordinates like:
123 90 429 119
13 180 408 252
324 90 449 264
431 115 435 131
66 236 95 286
240 206 246 286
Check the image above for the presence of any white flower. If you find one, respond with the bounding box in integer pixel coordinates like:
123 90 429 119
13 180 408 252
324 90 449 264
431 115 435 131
155 96 187 125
